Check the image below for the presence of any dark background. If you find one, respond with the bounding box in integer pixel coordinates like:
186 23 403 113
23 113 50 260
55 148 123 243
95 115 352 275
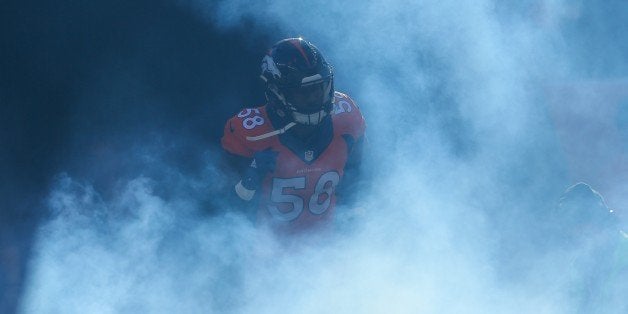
1 1 278 311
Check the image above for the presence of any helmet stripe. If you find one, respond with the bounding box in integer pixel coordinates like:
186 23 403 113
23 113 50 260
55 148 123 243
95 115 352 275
289 39 312 67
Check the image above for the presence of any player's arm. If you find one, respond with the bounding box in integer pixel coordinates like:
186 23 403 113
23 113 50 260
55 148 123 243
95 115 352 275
220 116 277 214
218 148 278 222
335 134 367 206
231 149 278 202
220 117 257 213
217 150 257 219
220 150 251 192
333 93 368 207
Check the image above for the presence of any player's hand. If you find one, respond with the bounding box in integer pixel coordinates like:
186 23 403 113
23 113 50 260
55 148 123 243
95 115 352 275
241 149 278 191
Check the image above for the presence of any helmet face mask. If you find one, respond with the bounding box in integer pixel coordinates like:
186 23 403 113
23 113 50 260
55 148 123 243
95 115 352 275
261 38 334 126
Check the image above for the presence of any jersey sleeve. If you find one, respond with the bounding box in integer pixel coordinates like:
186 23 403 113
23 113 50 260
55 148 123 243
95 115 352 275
221 106 276 158
332 92 366 141
221 116 255 158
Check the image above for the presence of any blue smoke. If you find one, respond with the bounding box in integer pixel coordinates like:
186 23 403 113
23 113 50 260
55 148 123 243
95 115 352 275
20 0 627 313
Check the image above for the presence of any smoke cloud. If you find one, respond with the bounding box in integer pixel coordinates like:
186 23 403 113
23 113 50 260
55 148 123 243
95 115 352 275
20 0 627 313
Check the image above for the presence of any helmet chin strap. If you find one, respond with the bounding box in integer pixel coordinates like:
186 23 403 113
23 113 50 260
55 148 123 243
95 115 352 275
245 109 327 142
246 122 297 141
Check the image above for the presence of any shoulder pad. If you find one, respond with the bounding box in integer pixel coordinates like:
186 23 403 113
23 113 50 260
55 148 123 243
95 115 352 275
220 106 275 157
331 92 366 140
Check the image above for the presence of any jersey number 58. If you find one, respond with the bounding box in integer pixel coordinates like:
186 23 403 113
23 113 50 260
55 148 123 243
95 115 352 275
238 108 265 130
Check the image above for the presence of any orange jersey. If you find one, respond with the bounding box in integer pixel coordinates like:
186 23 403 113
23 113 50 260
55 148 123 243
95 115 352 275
221 92 366 231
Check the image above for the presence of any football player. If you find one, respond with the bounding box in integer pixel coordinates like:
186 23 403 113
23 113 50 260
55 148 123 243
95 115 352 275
220 38 366 233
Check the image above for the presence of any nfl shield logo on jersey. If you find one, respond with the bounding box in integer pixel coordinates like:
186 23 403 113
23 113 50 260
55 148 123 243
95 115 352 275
304 150 314 162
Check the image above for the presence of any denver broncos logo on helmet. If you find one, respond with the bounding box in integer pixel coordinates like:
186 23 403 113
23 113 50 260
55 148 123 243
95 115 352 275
261 55 282 80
